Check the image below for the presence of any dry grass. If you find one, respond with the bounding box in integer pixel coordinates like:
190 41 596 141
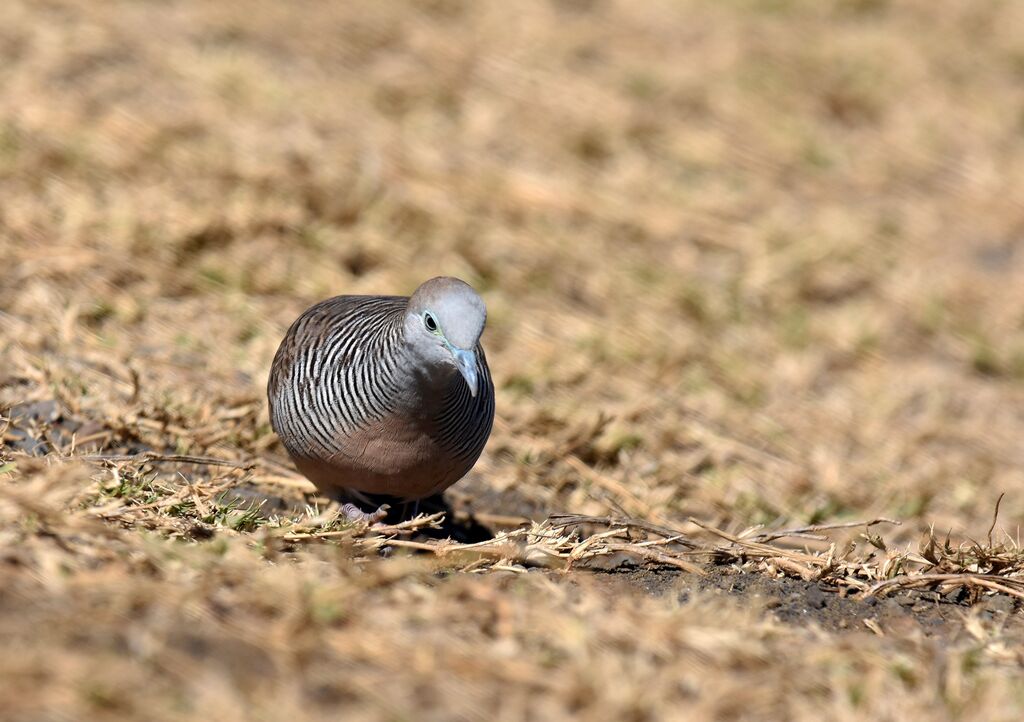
3 0 1024 719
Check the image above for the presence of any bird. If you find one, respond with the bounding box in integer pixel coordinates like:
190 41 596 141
267 276 495 523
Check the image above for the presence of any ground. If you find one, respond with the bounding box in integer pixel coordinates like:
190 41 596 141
2 1 1024 720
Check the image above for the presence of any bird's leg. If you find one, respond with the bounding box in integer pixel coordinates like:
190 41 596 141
397 499 421 520
340 502 390 525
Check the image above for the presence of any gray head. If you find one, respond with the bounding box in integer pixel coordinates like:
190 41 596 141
405 276 487 396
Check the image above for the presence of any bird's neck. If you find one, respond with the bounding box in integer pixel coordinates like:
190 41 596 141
394 317 460 414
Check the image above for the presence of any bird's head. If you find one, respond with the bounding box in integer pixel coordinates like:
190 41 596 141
406 276 487 397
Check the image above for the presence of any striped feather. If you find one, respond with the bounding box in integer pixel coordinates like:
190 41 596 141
267 293 494 499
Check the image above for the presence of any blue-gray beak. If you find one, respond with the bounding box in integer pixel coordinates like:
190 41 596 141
451 347 479 397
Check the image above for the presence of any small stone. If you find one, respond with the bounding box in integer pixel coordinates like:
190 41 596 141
582 551 641 571
186 524 216 540
882 598 902 614
943 587 967 605
804 585 828 610
982 594 1015 615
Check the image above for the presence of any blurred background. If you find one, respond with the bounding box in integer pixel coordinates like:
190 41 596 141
4 1 1024 719
5 0 1023 532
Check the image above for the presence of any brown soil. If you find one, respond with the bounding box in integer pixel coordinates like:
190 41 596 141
588 564 1022 638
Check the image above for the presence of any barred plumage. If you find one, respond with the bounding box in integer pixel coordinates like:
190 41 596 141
268 278 495 507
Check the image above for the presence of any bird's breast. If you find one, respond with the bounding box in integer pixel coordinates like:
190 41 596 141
292 406 473 499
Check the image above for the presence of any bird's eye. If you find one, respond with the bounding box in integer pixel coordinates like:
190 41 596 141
423 312 438 332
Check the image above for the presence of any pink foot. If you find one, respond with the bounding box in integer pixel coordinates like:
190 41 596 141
340 502 390 524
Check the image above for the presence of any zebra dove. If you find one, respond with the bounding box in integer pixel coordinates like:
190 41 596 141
267 276 495 522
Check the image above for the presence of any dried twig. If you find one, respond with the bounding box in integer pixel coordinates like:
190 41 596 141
988 492 1006 547
548 513 701 549
747 517 901 543
77 452 256 471
866 573 1024 600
